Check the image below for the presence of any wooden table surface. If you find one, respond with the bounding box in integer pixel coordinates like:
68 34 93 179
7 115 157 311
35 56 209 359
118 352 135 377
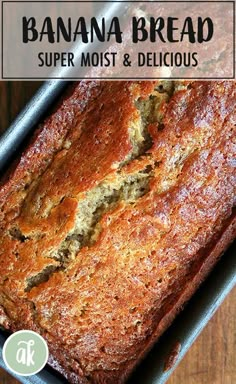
0 82 235 384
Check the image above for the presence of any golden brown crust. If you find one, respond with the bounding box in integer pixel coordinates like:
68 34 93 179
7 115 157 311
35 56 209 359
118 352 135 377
164 341 182 372
0 81 235 383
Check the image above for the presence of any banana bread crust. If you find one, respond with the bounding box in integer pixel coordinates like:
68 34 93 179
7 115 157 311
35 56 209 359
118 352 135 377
0 81 235 383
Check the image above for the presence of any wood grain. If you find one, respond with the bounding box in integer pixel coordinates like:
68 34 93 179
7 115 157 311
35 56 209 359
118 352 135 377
0 82 235 384
0 82 42 134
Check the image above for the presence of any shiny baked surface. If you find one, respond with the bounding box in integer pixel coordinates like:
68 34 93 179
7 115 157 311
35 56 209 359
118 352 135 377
0 81 235 383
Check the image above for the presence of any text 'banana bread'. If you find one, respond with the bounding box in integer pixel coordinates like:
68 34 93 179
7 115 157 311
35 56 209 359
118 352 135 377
0 81 235 383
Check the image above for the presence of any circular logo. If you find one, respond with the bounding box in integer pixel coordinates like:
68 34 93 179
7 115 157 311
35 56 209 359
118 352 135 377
2 330 49 376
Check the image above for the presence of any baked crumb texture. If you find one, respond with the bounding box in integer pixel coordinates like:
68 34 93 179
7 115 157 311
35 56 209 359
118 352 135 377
0 81 235 383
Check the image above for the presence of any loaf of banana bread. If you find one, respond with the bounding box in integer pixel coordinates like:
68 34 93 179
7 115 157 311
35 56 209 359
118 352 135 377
0 81 235 383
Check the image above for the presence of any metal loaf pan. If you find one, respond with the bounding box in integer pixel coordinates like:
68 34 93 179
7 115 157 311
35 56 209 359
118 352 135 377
0 81 235 384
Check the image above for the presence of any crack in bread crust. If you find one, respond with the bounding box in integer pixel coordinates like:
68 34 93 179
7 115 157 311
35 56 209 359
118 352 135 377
0 81 235 384
5 83 173 292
